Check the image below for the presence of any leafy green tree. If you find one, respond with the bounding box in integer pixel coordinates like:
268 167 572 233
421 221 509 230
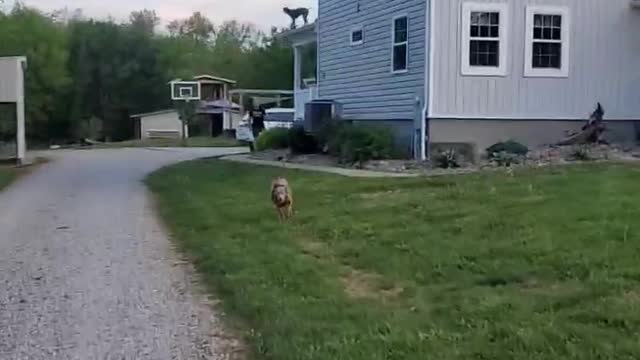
0 5 70 141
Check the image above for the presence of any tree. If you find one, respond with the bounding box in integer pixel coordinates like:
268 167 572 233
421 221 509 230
167 12 214 43
0 5 71 141
129 9 158 35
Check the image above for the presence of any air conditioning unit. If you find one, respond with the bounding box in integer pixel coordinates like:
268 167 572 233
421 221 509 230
304 100 343 133
631 0 640 9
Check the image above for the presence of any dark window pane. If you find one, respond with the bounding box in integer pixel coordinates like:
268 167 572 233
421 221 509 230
470 25 479 37
352 30 363 43
395 17 407 31
534 15 543 27
469 40 499 67
393 44 408 71
490 25 499 38
532 42 562 69
471 12 480 25
533 27 542 39
552 28 561 40
542 28 552 39
479 26 489 37
394 17 408 43
490 13 499 25
543 15 552 26
553 15 562 27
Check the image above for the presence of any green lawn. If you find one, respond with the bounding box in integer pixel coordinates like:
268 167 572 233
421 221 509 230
98 136 241 148
147 161 640 360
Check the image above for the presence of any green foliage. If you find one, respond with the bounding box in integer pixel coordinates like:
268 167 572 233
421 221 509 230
434 149 461 169
0 4 294 142
328 122 394 164
0 5 70 141
571 146 594 161
487 140 529 158
255 128 290 151
491 151 523 167
288 125 318 154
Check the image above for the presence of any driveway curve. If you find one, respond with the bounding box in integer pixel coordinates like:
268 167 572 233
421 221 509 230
0 147 247 360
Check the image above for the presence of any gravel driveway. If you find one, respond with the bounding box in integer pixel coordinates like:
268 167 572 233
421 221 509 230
0 148 247 360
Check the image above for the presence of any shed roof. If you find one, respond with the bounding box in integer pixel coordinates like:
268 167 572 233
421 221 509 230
130 109 177 118
193 74 237 84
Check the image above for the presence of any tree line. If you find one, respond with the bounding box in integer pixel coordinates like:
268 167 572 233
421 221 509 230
0 5 294 143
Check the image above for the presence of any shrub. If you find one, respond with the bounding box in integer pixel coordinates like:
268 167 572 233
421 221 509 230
288 125 318 154
571 146 593 161
255 128 290 151
327 123 394 164
491 151 523 167
487 140 529 158
434 149 461 169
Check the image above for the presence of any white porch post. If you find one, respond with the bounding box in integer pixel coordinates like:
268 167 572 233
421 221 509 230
293 45 302 92
16 59 26 165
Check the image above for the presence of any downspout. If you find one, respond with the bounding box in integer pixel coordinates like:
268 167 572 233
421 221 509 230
423 0 436 161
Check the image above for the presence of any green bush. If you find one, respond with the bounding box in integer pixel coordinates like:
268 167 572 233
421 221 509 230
288 125 318 154
328 123 394 164
434 149 461 169
486 140 529 158
255 128 290 151
571 146 593 161
491 151 523 167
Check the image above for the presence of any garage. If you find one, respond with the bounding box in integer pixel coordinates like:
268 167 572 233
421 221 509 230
130 109 188 139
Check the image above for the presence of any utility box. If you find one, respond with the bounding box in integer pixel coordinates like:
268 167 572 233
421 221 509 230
304 100 343 133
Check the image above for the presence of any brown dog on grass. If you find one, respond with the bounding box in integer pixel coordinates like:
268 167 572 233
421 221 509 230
271 177 293 221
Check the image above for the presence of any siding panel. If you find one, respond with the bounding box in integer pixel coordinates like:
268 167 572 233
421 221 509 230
318 0 427 121
431 0 640 120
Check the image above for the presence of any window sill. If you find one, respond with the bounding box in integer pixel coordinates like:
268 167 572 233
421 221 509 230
350 41 364 46
391 69 409 75
524 69 569 78
461 67 507 77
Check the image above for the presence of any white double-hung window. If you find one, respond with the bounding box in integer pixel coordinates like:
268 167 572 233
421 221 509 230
461 2 508 76
524 6 570 77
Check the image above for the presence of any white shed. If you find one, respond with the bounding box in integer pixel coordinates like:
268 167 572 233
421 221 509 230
130 110 188 139
0 56 27 164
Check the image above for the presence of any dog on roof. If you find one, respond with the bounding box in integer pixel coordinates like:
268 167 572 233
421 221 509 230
271 177 293 221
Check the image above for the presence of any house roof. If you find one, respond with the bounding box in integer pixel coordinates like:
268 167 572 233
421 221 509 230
276 22 317 39
193 74 237 84
130 109 177 118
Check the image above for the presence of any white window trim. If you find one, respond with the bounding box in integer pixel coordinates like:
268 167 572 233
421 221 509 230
179 86 194 98
460 2 509 77
350 26 364 46
391 14 409 74
524 5 570 78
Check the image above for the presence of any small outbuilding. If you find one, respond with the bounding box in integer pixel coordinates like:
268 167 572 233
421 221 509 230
130 109 188 140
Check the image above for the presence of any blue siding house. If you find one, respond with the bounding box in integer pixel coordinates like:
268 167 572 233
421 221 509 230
283 0 640 159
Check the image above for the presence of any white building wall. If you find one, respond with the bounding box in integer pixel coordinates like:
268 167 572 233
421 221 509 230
430 0 640 120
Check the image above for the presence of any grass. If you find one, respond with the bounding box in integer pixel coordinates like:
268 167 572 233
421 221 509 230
97 136 242 148
147 161 640 360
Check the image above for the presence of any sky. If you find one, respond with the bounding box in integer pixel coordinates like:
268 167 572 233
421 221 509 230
4 0 317 31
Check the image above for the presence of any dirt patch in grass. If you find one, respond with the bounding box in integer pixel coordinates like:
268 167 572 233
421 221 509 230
340 268 404 301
